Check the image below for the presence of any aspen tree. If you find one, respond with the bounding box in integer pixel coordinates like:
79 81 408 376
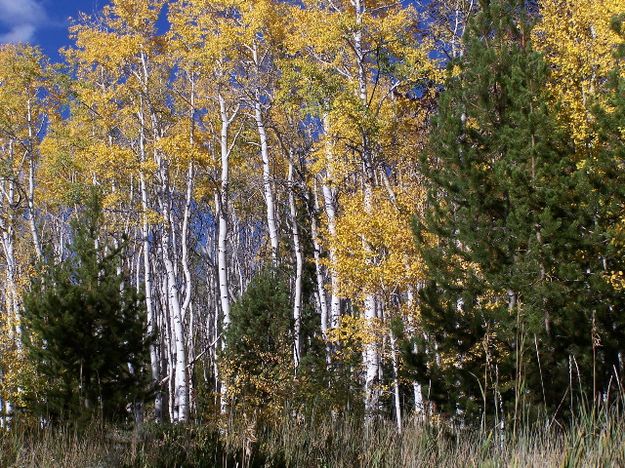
169 0 246 413
0 45 52 418
290 0 438 419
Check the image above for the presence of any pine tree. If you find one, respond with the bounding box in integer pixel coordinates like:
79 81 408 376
220 268 294 420
220 266 334 422
22 195 151 424
591 13 625 397
414 0 624 425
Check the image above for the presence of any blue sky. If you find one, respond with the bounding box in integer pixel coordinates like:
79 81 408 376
0 0 104 61
0 0 423 62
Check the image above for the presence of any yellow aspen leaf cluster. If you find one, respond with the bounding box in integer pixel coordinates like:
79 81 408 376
326 315 385 350
329 188 426 301
534 0 625 149
534 0 625 301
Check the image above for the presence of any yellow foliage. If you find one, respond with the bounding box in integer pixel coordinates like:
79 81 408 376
327 314 383 346
0 321 40 410
607 270 625 291
534 0 625 149
219 341 295 424
326 187 426 300
535 1 625 309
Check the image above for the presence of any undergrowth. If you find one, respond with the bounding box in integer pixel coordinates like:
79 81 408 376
2 406 625 467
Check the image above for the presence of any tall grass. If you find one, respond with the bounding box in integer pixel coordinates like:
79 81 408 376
2 405 625 467
256 407 625 467
0 422 122 467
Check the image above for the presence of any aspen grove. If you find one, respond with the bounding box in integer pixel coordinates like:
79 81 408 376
1 0 625 445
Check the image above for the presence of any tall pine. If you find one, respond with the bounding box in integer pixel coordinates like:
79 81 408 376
414 0 625 426
22 196 151 424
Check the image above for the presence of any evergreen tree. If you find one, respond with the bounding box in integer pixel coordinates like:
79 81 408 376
413 0 625 425
220 267 334 421
591 13 625 396
221 268 295 419
22 196 151 424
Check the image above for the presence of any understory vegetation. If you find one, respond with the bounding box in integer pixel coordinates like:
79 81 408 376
3 406 625 467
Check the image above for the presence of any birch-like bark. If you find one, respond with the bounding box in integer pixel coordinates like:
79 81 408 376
390 330 402 431
1 207 19 334
362 183 379 417
311 182 329 338
1 146 21 344
354 0 381 419
181 162 194 317
321 114 341 328
26 100 42 260
217 93 237 330
139 36 190 422
216 191 229 324
137 94 163 421
216 93 240 413
180 162 195 412
160 269 176 422
149 89 188 422
288 161 303 366
181 75 196 319
252 44 279 265
0 165 20 426
407 287 424 414
160 178 189 422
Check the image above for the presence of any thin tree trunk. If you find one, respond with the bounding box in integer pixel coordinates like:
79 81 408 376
217 94 235 330
137 99 163 422
311 182 329 339
25 100 43 260
161 201 189 422
216 93 239 414
288 161 303 366
181 162 194 317
354 0 381 420
390 329 402 432
407 287 424 414
321 114 341 328
252 44 279 265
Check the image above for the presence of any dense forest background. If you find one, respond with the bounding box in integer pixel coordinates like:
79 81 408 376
1 0 625 464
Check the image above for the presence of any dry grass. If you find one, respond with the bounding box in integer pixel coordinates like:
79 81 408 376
257 410 625 468
2 407 625 467
0 423 123 467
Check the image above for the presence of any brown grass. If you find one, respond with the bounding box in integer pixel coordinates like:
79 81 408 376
2 407 625 467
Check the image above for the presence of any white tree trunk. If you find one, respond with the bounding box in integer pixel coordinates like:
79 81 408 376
321 114 341 328
217 94 235 330
216 93 240 413
354 0 381 420
161 202 189 422
311 182 329 338
137 101 163 421
363 293 380 418
252 43 279 265
181 162 194 317
1 176 21 343
27 159 43 261
407 287 424 414
151 76 188 421
390 330 403 431
26 103 42 262
288 161 303 366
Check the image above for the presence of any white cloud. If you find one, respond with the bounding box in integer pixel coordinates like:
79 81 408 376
0 0 47 44
0 24 37 43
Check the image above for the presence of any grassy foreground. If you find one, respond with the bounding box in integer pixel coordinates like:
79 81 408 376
2 411 625 467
